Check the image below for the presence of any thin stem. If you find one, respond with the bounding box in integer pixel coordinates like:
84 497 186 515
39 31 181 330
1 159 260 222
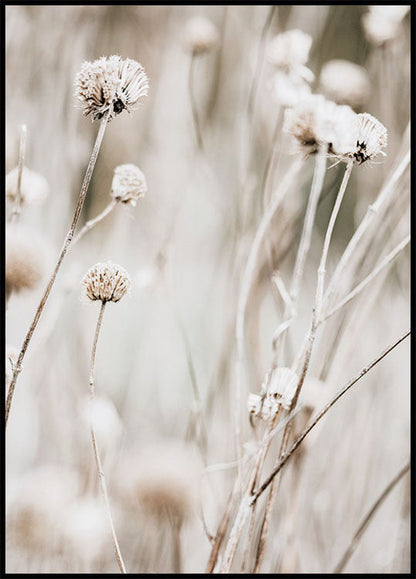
321 234 410 324
89 301 127 574
10 124 27 222
171 520 182 574
72 199 118 246
234 156 303 467
333 461 410 573
5 113 109 428
251 329 410 504
189 53 205 152
272 148 327 357
323 150 410 310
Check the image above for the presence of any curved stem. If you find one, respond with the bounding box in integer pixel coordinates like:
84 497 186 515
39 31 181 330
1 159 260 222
251 329 410 504
72 199 118 247
89 301 127 574
5 113 109 428
10 124 27 223
333 461 410 573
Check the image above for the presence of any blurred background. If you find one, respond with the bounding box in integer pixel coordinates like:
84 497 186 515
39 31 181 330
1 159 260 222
6 5 410 573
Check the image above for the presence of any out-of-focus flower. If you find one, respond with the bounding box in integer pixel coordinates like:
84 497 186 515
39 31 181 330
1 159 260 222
267 29 314 83
75 55 149 121
362 6 410 46
319 59 370 109
6 166 49 206
111 164 147 206
272 70 312 108
184 16 219 55
82 261 131 303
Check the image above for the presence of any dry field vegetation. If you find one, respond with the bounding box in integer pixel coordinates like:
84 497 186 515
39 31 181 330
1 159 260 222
5 4 411 574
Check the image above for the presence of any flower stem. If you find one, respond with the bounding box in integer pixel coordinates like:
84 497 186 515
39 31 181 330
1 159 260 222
89 301 127 574
5 113 109 428
189 53 205 152
10 124 27 223
72 199 118 247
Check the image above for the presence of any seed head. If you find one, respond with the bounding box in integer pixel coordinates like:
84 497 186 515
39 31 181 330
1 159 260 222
283 95 358 158
272 70 311 108
6 166 49 206
249 367 299 420
184 16 219 55
74 55 149 121
362 6 410 46
6 224 48 301
338 113 388 165
267 29 314 82
111 163 147 206
82 261 131 303
320 59 370 109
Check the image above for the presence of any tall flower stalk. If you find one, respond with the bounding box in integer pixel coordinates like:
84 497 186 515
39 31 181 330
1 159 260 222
5 56 148 428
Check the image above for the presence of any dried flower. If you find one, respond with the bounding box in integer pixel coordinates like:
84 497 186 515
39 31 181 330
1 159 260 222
362 6 410 46
61 498 110 560
272 70 311 108
82 261 131 303
248 367 299 420
337 113 388 165
6 166 49 206
118 443 200 524
184 16 219 55
6 224 48 301
267 29 314 82
319 59 370 109
283 95 358 158
111 163 147 206
74 55 149 121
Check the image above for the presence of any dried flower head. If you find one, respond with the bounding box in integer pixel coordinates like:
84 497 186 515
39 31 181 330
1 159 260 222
6 224 48 301
82 261 131 303
337 113 388 165
320 59 370 109
118 443 200 524
6 166 49 206
184 16 219 55
267 29 314 82
283 95 358 158
249 367 299 420
61 498 109 560
74 55 149 121
362 6 410 46
111 163 147 206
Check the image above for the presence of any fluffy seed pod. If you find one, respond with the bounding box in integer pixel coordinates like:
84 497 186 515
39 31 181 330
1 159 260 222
267 29 314 82
110 163 147 206
320 59 370 109
283 95 358 158
74 55 149 121
362 6 410 46
6 166 49 206
335 113 388 165
82 261 131 303
6 224 48 301
184 16 219 55
272 71 311 108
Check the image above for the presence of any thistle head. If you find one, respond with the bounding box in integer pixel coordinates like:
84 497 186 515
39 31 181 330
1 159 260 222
82 261 131 303
110 163 147 206
74 55 149 121
337 113 388 165
6 166 49 207
319 59 370 109
184 16 219 55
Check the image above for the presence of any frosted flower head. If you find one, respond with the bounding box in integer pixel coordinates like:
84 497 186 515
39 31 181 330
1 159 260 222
6 166 49 206
362 6 410 46
338 113 388 165
82 261 131 303
6 224 48 301
267 29 314 82
74 55 149 121
111 163 147 206
283 95 358 158
319 59 370 109
184 16 219 55
267 367 299 410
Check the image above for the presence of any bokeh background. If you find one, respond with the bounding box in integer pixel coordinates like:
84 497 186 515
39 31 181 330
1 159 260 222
6 5 410 574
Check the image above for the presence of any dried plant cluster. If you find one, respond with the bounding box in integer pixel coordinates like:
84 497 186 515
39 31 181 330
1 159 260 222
6 5 410 576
